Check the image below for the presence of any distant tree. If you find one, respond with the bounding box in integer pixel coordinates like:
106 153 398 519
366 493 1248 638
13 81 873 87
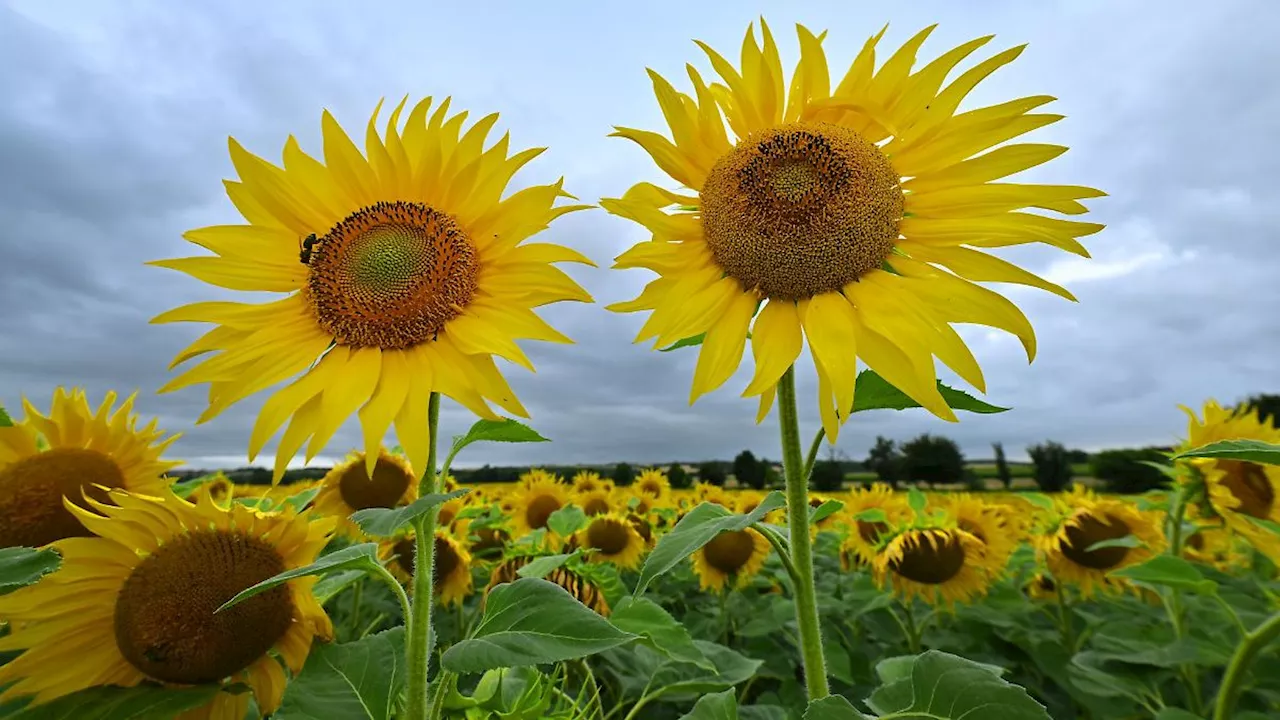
1066 448 1091 464
1241 394 1280 427
611 462 635 487
1028 441 1073 493
993 442 1013 490
865 436 904 489
698 461 727 486
810 459 845 492
763 462 782 488
733 450 766 489
901 434 964 487
668 463 691 490
1092 448 1170 494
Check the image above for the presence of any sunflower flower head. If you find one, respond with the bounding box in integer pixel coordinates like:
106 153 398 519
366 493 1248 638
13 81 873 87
1036 487 1165 597
839 483 910 567
151 97 594 481
577 512 647 570
691 527 772 593
870 495 998 606
571 470 612 494
382 529 474 607
634 468 671 501
0 388 181 549
605 21 1103 440
510 475 572 539
310 448 417 538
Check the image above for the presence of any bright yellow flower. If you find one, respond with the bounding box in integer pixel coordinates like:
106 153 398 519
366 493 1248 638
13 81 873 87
605 22 1102 439
0 388 180 548
944 493 1019 572
873 527 994 606
1036 487 1165 597
839 483 910 566
510 476 572 537
577 487 615 516
578 513 647 570
634 468 672 501
151 98 593 480
310 449 417 538
691 527 771 593
381 530 473 607
0 489 333 718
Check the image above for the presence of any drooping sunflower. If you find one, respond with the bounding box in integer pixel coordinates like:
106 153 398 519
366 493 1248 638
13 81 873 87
634 468 671 501
0 489 334 718
873 526 994 606
691 527 771 592
1177 400 1280 563
151 98 593 480
604 22 1102 439
945 493 1019 572
839 483 910 566
486 555 611 616
1036 487 1165 597
578 513 646 570
571 470 612 494
382 530 473 607
1183 524 1250 572
510 476 572 537
0 388 181 548
310 448 417 537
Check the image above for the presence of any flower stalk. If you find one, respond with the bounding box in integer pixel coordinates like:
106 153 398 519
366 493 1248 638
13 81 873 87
405 392 442 720
1213 609 1280 720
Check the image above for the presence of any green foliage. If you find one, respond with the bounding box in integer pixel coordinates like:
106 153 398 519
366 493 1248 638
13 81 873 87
865 436 903 489
733 450 767 490
900 434 965 487
0 548 60 596
444 418 550 476
680 689 738 719
848 370 1010 415
1092 447 1172 494
1028 441 1073 493
611 596 712 670
993 442 1013 490
218 543 382 613
350 489 469 537
866 651 1051 719
803 696 867 719
1239 393 1280 427
669 462 692 489
1173 438 1280 464
1110 555 1218 595
612 462 636 486
0 403 12 427
275 628 405 720
811 459 845 492
4 685 220 719
699 461 728 486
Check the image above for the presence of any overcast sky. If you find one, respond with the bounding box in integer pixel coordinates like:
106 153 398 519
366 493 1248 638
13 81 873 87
1 0 1276 470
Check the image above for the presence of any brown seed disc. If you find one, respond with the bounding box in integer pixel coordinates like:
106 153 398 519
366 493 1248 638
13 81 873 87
524 494 563 531
0 448 126 548
700 121 903 300
586 517 631 555
889 531 966 585
630 515 653 543
114 530 292 684
582 497 610 516
1218 460 1274 519
857 519 889 544
470 527 510 554
306 201 479 349
393 538 415 576
704 529 756 574
1061 513 1132 570
337 456 413 511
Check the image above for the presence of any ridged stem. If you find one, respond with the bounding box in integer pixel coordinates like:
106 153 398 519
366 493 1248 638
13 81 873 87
1213 609 1280 720
405 392 441 720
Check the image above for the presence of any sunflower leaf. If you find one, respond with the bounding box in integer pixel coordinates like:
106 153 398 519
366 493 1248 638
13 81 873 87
515 552 575 579
907 488 927 514
284 485 321 512
275 627 405 720
0 547 60 596
1172 438 1280 465
634 491 786 595
1084 535 1143 552
659 333 706 352
1110 555 1218 595
1021 493 1056 510
168 473 220 499
853 508 888 523
647 641 762 702
809 499 845 525
803 696 870 720
679 689 738 720
312 569 367 605
351 490 470 537
866 650 1049 720
0 403 12 427
611 596 714 671
217 543 382 613
6 685 221 719
547 505 587 537
441 578 637 674
849 370 1009 415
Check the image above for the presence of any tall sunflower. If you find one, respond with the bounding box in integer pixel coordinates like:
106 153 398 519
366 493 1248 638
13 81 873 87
310 448 416 537
634 468 671 501
0 388 180 548
571 470 612 494
691 527 771 592
873 526 994 606
510 476 572 538
840 483 909 566
577 487 615 516
382 530 473 607
151 98 593 480
578 513 646 570
1177 400 1280 563
604 22 1102 438
944 493 1019 572
0 489 334 718
1036 488 1165 597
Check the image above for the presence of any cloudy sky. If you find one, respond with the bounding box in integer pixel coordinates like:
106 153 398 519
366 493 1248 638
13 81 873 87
1 0 1276 470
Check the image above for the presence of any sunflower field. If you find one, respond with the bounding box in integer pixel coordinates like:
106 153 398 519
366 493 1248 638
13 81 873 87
3 14 1280 720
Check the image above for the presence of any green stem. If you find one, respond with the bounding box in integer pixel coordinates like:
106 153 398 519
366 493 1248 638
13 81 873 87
405 392 442 720
801 427 824 484
369 564 412 633
756 524 800 587
1214 610 1280 720
902 600 922 654
345 578 364 639
1169 488 1189 556
718 589 731 644
1056 585 1076 653
579 660 603 719
777 367 830 700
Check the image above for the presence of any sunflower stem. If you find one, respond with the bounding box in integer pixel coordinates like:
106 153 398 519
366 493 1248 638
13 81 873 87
406 392 442 720
1055 584 1077 653
777 366 830 699
802 427 825 484
1214 609 1280 720
345 577 364 640
901 600 923 654
370 564 412 636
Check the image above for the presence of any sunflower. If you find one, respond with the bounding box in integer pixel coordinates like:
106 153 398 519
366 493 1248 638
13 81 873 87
604 21 1102 438
634 468 671 501
578 513 646 570
945 493 1019 572
571 470 612 494
310 449 417 537
510 476 572 537
577 487 615 516
1037 487 1165 597
694 482 734 509
0 489 333 718
1177 400 1280 563
188 472 235 509
382 530 473 607
691 527 771 592
519 468 563 490
436 494 467 529
485 555 612 616
151 98 593 481
1183 524 1251 572
0 388 181 548
873 527 993 606
840 483 910 566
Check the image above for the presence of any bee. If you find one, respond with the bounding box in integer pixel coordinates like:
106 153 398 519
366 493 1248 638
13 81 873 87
299 233 319 265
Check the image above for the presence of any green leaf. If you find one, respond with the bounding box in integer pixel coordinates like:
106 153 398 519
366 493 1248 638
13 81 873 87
634 492 786 594
659 333 706 352
803 696 869 720
168 473 219 499
679 689 738 720
441 578 637 674
907 488 927 514
866 650 1049 720
0 547 60 595
809 499 845 526
853 508 887 523
610 596 713 670
0 404 12 426
218 543 381 613
275 628 405 720
8 684 220 719
1110 554 1218 594
651 641 762 701
1137 460 1180 480
547 505 587 537
312 570 366 605
1084 535 1142 552
1154 709 1203 720
1173 438 1280 465
849 370 1009 415
515 553 574 579
350 490 470 537
1022 493 1055 510
284 485 321 512
450 418 548 455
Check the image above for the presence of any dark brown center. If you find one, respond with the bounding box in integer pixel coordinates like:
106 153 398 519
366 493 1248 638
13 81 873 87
703 530 756 574
525 494 562 530
337 455 413 511
0 448 126 548
1060 513 1132 570
888 531 966 585
586 518 631 555
1218 460 1274 519
583 496 610 516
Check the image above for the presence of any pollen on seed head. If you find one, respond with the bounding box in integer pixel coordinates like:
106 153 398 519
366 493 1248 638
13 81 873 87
700 121 903 300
